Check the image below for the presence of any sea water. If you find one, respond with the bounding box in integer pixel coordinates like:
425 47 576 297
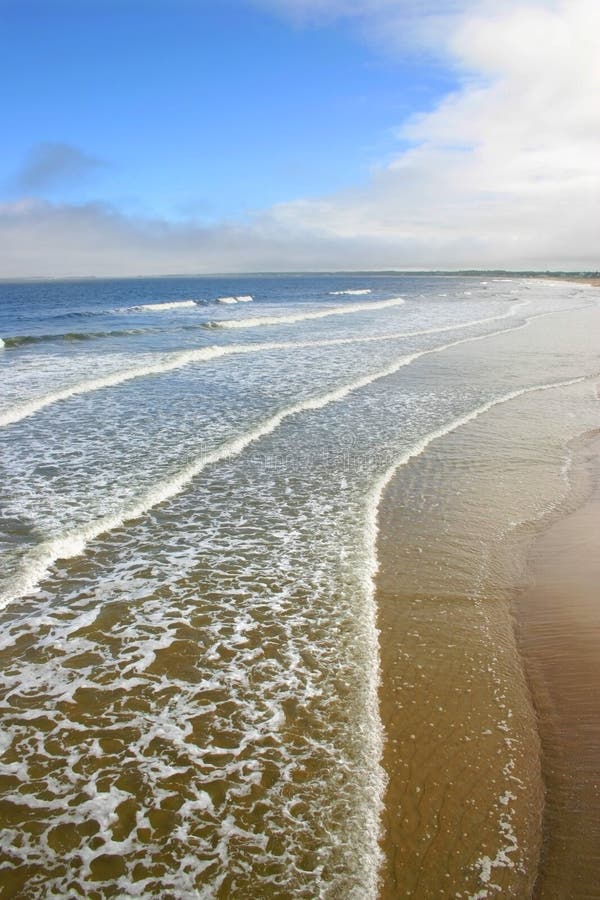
0 274 598 898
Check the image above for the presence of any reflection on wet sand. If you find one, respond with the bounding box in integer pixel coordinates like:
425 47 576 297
517 432 600 899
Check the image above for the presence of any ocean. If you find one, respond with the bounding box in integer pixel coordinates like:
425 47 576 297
0 274 599 898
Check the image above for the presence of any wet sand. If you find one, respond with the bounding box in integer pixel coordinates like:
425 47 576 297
377 585 542 898
375 420 546 898
373 335 600 896
515 431 600 898
376 424 600 899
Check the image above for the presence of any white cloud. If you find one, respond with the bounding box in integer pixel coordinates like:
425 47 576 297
1 0 599 276
264 0 600 268
250 0 466 53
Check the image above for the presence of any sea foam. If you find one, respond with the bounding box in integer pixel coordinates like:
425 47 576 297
209 296 406 328
0 300 532 429
329 289 372 296
217 295 254 304
133 300 199 311
0 315 566 609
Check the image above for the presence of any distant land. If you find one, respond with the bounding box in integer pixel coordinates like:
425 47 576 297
0 270 598 284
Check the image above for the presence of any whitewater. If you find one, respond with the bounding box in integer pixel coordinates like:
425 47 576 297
0 273 598 899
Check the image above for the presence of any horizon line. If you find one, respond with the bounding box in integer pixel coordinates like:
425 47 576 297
1 268 599 285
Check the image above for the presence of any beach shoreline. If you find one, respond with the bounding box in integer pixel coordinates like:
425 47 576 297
374 294 600 897
2 274 598 897
374 409 549 898
514 426 600 898
376 400 600 898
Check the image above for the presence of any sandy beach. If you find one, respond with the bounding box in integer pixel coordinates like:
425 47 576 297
374 293 600 897
516 429 600 898
376 419 544 899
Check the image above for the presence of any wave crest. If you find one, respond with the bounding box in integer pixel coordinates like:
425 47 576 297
209 297 405 329
329 289 372 296
130 300 199 312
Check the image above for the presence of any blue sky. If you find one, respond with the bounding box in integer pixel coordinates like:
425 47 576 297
1 0 599 275
1 0 455 222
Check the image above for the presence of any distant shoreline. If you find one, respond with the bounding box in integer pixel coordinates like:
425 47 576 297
0 270 598 285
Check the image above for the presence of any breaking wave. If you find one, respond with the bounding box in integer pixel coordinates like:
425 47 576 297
217 296 253 304
329 289 372 296
2 329 147 348
0 315 551 607
128 300 199 312
0 302 528 429
208 296 406 329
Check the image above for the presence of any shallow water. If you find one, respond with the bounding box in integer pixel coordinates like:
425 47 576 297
0 274 599 897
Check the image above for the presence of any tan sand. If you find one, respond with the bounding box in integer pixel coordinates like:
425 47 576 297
515 431 600 899
375 423 546 898
564 277 600 287
377 585 542 898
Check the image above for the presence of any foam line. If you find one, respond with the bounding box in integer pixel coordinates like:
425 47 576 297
209 296 406 328
0 302 530 429
322 299 529 347
329 289 372 296
0 315 558 609
132 300 198 311
0 346 243 428
365 375 591 577
0 347 427 607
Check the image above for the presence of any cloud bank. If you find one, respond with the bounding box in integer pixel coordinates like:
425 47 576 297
1 0 599 277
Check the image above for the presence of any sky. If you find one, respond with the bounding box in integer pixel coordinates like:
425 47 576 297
0 0 599 276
